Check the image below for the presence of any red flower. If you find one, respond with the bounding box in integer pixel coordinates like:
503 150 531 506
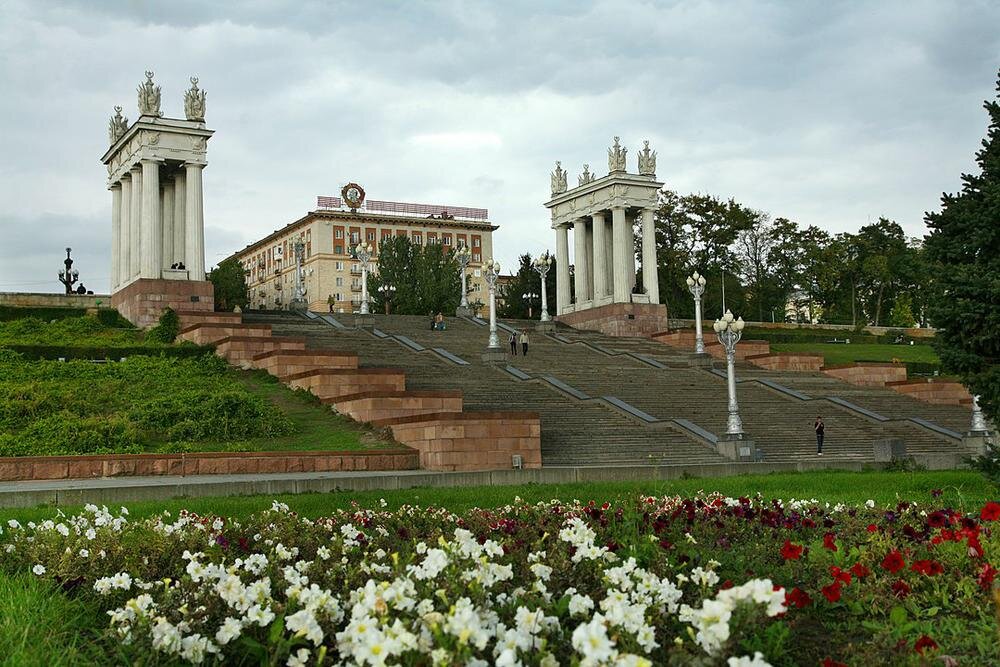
914 634 938 655
781 540 804 561
821 581 842 603
911 559 944 576
981 501 1000 521
785 587 812 609
881 549 906 573
822 532 838 551
927 511 948 528
829 566 852 585
822 659 848 667
891 579 911 598
866 523 879 532
977 563 998 590
968 534 984 558
850 563 871 579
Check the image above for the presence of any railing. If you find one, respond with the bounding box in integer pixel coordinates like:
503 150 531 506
316 196 488 221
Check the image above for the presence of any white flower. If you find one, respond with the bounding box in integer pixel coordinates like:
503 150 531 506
571 613 617 664
32 564 45 576
78 549 89 558
246 604 276 627
728 651 773 667
215 617 242 645
569 593 595 617
287 648 310 667
286 608 324 645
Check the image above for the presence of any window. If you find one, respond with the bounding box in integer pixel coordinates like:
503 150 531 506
367 232 376 241
335 277 343 287
443 236 452 246
351 262 359 272
413 234 422 245
335 245 343 255
350 232 359 244
334 229 343 239
334 293 343 302
335 261 344 271
473 237 481 247
473 253 481 262
473 269 482 278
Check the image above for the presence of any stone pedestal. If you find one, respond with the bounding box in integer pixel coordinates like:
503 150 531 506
455 305 472 317
354 313 374 330
555 302 668 338
111 278 213 329
717 433 756 462
289 299 308 312
481 347 507 364
535 320 556 333
962 432 994 457
873 438 907 462
688 353 713 368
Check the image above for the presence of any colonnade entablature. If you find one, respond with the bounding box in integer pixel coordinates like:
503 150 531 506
101 72 213 293
544 137 662 316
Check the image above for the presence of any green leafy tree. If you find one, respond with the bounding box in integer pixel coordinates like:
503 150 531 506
208 258 249 312
498 253 557 319
369 237 461 315
924 69 1000 423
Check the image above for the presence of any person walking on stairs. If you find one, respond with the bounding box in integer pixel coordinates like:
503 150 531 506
815 416 825 455
520 329 529 356
509 331 518 356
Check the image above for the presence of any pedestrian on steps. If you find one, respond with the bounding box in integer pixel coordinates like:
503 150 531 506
520 329 529 356
815 416 825 455
509 331 518 355
328 294 335 313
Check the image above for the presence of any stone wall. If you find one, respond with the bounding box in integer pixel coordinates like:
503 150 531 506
822 363 908 387
335 391 463 423
178 322 272 345
746 352 824 372
557 302 669 337
0 292 110 309
886 380 972 405
285 368 408 401
112 278 213 329
650 330 770 360
215 336 307 366
381 412 542 471
667 318 936 339
0 449 419 482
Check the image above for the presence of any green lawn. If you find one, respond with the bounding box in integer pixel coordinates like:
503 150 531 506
770 342 941 367
1 469 994 525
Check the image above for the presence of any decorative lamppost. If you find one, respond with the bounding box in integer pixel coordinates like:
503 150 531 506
970 395 990 434
481 258 504 360
522 292 538 319
455 245 472 316
290 236 308 310
354 242 373 315
686 270 707 354
58 247 79 294
533 252 553 325
713 309 746 437
378 284 397 315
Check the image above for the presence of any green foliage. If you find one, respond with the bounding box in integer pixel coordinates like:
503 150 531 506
0 305 87 321
2 344 208 361
209 257 250 312
369 236 462 315
145 307 180 344
924 69 1000 424
967 439 1000 485
498 253 556 319
96 308 132 328
0 315 147 348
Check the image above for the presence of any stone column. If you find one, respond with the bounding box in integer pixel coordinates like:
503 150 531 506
110 183 122 292
119 174 131 287
591 211 607 301
626 211 637 292
584 221 594 300
162 179 175 271
129 165 142 278
555 224 571 314
604 217 614 293
140 159 162 279
573 218 590 303
640 208 659 304
184 162 206 281
173 170 187 267
611 206 631 302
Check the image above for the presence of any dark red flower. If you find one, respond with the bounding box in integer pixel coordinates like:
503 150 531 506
914 634 938 655
977 563 997 590
968 534 984 558
927 511 948 528
931 488 943 497
822 659 848 667
785 586 812 609
911 559 944 576
822 532 838 551
720 579 734 590
867 523 879 532
829 566 852 585
881 549 906 573
891 579 911 598
981 501 1000 521
821 582 842 603
781 540 804 561
850 563 871 579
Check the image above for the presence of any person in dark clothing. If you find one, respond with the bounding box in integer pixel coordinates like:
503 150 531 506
815 416 825 455
509 331 518 355
520 330 529 356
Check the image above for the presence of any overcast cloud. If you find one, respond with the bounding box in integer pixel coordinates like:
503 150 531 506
1 0 998 294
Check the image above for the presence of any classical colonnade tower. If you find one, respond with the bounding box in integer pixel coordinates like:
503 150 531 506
101 72 214 326
544 137 667 336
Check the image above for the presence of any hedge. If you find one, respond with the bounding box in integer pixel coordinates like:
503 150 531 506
0 305 133 327
742 329 932 346
1 344 213 361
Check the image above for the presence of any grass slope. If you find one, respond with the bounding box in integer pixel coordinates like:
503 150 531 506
1 469 994 525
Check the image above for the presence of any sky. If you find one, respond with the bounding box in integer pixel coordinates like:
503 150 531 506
1 0 998 294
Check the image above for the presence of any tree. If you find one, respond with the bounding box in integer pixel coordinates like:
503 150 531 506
209 258 249 312
924 69 1000 423
498 253 557 319
369 237 461 315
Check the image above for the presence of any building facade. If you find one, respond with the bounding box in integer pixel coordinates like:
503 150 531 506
226 191 497 312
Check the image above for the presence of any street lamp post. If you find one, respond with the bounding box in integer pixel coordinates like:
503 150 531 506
379 284 396 315
686 271 707 354
455 246 472 316
713 309 747 438
58 247 79 294
290 236 308 311
970 395 990 434
522 292 538 319
354 242 373 315
481 258 505 362
533 252 553 328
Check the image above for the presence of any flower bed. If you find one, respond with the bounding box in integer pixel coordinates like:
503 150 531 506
2 493 997 665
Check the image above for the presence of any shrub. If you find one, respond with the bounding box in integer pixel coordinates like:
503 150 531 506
0 412 140 457
96 308 133 328
145 308 180 344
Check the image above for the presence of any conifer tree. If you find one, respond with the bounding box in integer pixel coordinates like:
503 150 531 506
924 69 1000 423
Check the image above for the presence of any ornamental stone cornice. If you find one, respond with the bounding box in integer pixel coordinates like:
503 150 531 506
101 115 214 186
545 172 662 228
